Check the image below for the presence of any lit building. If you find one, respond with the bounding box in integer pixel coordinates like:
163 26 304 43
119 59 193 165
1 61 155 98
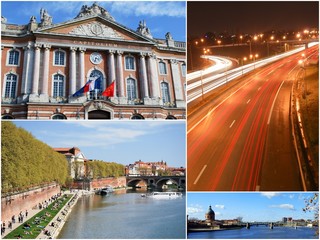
1 2 186 119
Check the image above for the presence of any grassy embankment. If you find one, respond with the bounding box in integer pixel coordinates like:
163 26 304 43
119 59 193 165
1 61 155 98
297 64 319 170
4 194 73 239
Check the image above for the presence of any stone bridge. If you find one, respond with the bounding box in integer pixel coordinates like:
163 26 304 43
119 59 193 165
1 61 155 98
126 175 186 190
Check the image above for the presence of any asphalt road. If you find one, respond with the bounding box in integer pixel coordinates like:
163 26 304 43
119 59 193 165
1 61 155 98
187 45 318 191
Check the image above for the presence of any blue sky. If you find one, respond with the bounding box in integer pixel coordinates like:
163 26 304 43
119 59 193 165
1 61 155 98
12 121 186 167
1 1 186 41
187 192 317 222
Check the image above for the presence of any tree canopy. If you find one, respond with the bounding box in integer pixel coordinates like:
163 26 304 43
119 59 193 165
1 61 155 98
86 160 124 179
1 122 68 194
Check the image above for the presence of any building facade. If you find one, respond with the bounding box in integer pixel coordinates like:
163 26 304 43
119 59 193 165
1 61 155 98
1 2 186 120
53 147 86 179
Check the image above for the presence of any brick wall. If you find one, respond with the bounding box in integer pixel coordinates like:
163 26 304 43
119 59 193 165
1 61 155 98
71 177 126 190
1 184 61 222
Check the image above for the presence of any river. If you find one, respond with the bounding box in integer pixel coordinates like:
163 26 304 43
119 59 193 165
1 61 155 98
188 225 318 239
58 190 186 239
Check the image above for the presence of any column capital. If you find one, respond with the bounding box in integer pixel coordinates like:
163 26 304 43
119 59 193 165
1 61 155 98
139 52 147 58
34 43 42 49
147 52 157 59
116 50 123 55
170 58 178 64
23 45 31 51
44 44 51 50
79 47 86 52
70 47 77 52
108 49 115 54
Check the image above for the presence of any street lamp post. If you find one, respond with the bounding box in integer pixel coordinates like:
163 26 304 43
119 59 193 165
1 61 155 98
242 57 247 75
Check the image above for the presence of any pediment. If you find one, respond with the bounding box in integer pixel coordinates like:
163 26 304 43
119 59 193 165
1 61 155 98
68 21 122 39
37 17 154 43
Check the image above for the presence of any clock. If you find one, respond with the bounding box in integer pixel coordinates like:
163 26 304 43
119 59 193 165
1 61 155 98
90 52 102 64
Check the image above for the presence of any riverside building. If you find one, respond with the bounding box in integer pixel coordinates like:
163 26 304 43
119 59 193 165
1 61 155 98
1 2 186 119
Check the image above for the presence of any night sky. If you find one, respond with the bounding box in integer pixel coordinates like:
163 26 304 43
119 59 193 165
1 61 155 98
188 1 319 36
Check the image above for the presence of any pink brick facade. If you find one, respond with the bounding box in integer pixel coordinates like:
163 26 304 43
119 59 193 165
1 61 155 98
71 177 126 190
1 183 60 222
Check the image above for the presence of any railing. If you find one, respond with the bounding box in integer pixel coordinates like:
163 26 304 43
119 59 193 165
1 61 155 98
174 41 186 49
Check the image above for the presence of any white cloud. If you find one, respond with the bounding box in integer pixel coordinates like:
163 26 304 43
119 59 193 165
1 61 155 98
215 205 225 209
269 204 295 210
110 2 185 18
289 194 295 199
261 192 280 199
187 204 204 214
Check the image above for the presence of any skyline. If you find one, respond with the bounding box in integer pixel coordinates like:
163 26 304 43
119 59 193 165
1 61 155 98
187 192 316 222
188 1 319 37
1 1 186 41
11 121 186 167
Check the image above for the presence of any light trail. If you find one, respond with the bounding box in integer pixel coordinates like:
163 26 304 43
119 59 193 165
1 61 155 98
187 42 319 103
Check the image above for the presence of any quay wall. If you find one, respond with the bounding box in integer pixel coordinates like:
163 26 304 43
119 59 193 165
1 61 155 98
1 183 61 222
71 177 126 190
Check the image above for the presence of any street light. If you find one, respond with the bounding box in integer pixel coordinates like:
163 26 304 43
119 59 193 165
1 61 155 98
242 57 247 75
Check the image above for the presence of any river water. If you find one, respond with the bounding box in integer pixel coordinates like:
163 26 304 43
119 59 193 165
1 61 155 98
58 190 186 239
188 225 318 239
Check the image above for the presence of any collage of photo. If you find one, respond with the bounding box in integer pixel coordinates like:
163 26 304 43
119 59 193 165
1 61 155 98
1 1 319 239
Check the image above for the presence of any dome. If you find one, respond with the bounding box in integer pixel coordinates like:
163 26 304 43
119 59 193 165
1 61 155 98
205 205 215 221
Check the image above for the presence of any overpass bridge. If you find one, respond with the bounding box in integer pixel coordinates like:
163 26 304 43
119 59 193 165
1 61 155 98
126 175 186 190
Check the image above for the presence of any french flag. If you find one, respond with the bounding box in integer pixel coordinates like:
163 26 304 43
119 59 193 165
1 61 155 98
73 77 101 97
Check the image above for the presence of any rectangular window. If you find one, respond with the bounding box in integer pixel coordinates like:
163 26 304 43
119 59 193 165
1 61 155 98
125 56 135 70
54 51 65 66
8 51 19 65
159 62 167 75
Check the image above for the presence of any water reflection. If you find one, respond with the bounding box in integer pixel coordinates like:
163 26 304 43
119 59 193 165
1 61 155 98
58 190 186 239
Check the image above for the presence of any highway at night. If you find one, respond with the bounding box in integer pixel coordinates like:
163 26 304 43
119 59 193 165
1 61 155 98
187 44 318 191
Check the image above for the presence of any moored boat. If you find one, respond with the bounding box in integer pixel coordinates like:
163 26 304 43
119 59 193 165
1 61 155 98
141 191 182 199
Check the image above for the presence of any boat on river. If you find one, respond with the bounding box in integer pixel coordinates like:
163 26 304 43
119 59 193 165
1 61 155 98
141 191 182 199
96 186 114 195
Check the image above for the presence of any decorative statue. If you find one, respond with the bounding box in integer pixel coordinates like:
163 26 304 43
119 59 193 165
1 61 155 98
40 8 52 26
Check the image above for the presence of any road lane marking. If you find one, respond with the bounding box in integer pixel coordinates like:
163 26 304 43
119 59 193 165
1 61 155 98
229 120 236 128
267 70 274 75
267 80 285 125
187 78 255 134
193 165 207 185
246 99 251 104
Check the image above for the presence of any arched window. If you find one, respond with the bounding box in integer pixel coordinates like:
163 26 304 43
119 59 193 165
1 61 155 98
166 115 177 120
54 50 65 66
127 78 137 100
2 115 14 119
4 74 17 98
8 50 19 65
181 63 186 77
53 74 64 97
52 114 67 120
125 56 135 70
131 114 145 120
161 82 170 103
159 61 167 75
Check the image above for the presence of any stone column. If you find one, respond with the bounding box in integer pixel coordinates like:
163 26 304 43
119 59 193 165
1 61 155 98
170 59 185 108
31 43 41 94
69 47 77 96
139 52 149 98
79 47 86 89
147 53 160 99
41 44 51 96
116 50 124 97
108 50 116 86
21 43 32 95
